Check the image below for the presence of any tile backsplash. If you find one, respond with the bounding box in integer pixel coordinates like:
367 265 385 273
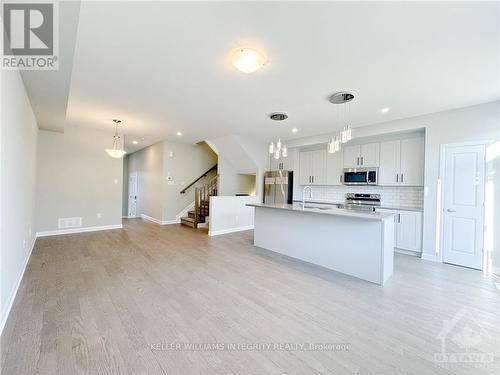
293 184 424 209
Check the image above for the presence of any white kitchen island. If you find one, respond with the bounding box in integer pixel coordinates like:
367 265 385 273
247 203 396 285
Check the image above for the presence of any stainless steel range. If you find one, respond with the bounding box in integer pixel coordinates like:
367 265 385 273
337 193 381 212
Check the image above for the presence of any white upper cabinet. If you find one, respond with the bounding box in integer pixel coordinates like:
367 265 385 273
400 137 424 186
379 140 401 186
312 150 326 185
299 150 326 185
379 137 424 186
299 151 313 185
326 150 343 185
342 143 380 168
360 143 380 167
342 145 360 168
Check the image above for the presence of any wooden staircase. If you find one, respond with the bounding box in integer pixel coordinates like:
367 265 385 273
180 175 218 228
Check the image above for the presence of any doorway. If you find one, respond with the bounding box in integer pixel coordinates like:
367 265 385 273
441 143 486 270
128 172 138 218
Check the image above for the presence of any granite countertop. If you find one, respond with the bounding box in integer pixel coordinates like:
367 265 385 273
247 203 396 221
291 200 423 212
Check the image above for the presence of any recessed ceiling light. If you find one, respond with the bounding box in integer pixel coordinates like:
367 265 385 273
291 128 298 133
132 140 138 145
176 131 182 136
381 107 390 113
232 48 266 73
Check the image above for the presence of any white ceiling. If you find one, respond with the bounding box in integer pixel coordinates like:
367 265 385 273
25 1 500 152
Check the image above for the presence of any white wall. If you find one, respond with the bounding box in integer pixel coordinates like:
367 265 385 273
127 141 164 221
207 135 267 199
208 196 258 236
162 141 217 221
36 126 123 233
126 140 217 222
1 69 38 333
288 101 500 267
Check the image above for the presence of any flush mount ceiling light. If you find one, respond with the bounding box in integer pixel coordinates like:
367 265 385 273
105 119 126 158
232 48 266 73
176 131 182 136
291 128 298 133
132 140 138 145
381 107 390 113
270 112 288 121
327 91 354 154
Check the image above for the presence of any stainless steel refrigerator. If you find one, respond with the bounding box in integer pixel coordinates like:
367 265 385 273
264 170 294 204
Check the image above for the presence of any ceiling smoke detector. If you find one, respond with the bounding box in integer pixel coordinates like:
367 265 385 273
270 112 288 121
329 91 355 104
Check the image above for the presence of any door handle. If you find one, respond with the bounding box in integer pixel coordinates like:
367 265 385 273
446 209 456 212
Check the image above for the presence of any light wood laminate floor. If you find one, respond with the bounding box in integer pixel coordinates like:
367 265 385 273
1 219 499 374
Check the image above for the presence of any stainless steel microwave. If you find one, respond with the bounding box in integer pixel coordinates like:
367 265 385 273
343 168 378 185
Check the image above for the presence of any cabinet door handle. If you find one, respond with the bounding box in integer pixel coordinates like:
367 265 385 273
398 214 401 223
312 176 314 183
361 156 364 165
340 175 342 183
401 173 404 183
396 174 399 183
357 157 360 166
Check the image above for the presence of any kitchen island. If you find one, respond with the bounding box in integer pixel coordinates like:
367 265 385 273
247 203 395 285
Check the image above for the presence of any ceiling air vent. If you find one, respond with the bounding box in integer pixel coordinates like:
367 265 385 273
270 112 288 121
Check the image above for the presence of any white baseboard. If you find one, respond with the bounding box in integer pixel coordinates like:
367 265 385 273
208 225 254 236
36 224 123 237
0 235 36 336
141 214 180 225
140 214 163 224
421 253 440 262
163 219 180 225
395 248 421 257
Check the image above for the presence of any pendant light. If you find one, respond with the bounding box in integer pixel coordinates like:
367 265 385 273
268 138 288 159
105 119 126 158
327 91 354 154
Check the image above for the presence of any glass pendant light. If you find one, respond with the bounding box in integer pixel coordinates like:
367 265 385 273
276 139 282 151
274 149 280 159
269 142 275 154
282 145 288 158
105 119 126 158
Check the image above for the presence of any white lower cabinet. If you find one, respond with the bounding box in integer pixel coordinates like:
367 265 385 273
377 208 422 253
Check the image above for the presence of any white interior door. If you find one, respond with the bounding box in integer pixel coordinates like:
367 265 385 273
128 172 138 218
442 144 485 270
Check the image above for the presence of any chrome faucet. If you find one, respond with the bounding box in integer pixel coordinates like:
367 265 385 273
302 186 313 206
